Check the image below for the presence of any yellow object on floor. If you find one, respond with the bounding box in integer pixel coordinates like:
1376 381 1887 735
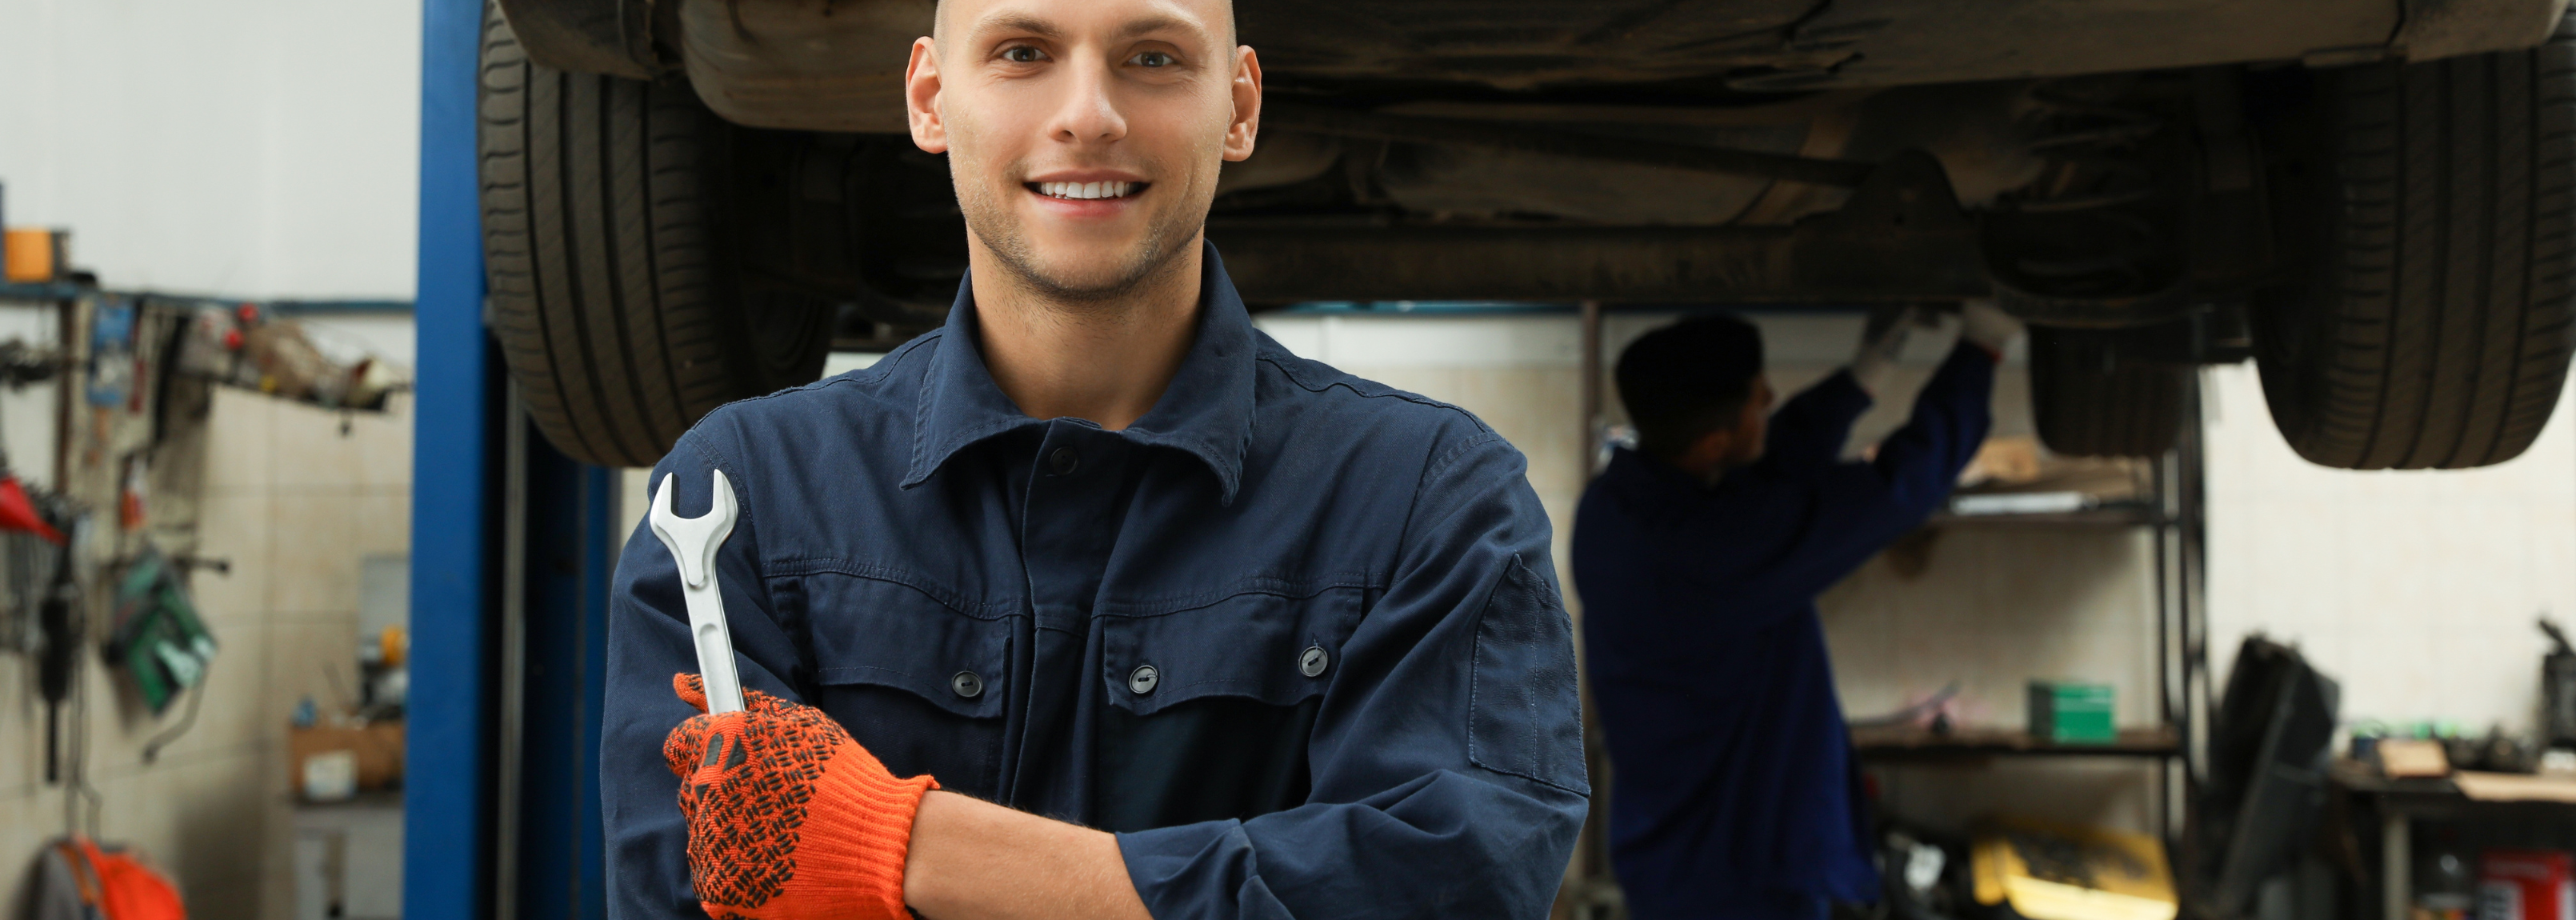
1971 818 2178 920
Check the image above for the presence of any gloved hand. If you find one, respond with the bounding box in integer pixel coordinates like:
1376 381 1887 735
663 673 938 920
1960 299 2023 359
1849 306 1919 396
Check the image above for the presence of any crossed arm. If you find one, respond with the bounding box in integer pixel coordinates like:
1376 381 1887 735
603 430 1588 920
905 793 1150 920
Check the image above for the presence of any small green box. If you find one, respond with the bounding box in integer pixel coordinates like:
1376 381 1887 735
2027 680 2116 744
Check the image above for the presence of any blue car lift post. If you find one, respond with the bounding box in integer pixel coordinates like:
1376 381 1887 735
408 0 618 916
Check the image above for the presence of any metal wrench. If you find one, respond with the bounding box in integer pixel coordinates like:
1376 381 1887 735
649 470 746 715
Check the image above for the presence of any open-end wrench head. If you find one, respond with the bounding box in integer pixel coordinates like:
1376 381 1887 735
648 470 738 590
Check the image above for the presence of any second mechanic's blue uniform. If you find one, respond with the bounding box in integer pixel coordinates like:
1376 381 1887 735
1572 342 1995 920
600 246 1588 920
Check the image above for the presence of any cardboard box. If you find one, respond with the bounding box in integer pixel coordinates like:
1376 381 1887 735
2379 738 2453 778
287 722 404 798
2481 850 2574 920
3 228 58 283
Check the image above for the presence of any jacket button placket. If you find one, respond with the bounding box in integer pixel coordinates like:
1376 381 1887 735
1008 421 1130 809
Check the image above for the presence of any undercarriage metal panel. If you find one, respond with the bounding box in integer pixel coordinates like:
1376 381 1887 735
495 0 655 78
1717 0 2398 91
1238 0 1822 89
2395 0 2572 62
1209 150 1986 302
675 0 931 133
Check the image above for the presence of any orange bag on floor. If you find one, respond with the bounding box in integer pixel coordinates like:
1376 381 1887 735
44 837 186 920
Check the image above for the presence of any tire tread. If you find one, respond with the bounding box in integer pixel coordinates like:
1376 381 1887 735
2258 13 2576 469
478 2 828 467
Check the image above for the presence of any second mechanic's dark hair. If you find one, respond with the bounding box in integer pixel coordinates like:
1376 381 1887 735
1615 314 1766 461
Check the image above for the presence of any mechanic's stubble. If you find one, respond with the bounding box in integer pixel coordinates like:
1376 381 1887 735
905 0 1258 428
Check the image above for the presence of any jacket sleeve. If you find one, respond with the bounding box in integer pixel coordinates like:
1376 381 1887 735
1647 341 1998 636
602 427 815 920
1866 340 1998 513
1116 430 1590 920
1761 369 1874 466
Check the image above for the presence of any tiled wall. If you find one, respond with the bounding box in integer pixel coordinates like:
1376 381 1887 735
0 362 411 918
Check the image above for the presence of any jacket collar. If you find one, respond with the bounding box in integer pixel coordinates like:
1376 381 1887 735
902 242 1258 503
1602 446 1715 505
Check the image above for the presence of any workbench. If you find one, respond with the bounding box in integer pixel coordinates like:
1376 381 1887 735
2329 759 2576 920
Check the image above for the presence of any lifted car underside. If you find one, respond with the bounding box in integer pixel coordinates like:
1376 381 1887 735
475 0 2576 473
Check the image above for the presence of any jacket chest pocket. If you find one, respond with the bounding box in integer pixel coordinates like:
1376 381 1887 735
792 574 1012 797
1091 587 1364 832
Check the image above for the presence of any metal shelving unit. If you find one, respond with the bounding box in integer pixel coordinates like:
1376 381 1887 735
1850 374 2210 846
1852 724 2185 760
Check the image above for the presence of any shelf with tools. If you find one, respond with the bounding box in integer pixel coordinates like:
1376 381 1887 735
1926 501 2170 528
1834 375 2208 850
1890 413 2208 841
1853 724 2185 761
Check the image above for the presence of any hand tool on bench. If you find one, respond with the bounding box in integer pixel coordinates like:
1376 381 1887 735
650 470 746 715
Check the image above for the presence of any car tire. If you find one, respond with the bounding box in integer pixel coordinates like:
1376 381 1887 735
2252 14 2576 470
478 2 833 468
2030 327 2189 458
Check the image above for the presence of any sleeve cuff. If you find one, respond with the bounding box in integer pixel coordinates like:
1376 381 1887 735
1118 819 1295 920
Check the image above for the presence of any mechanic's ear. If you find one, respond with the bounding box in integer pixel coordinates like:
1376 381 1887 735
906 37 950 154
1223 46 1262 162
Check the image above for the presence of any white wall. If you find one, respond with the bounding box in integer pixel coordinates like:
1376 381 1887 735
0 0 422 299
2203 363 2576 736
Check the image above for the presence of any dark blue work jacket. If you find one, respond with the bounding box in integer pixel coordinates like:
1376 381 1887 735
1570 342 1994 919
602 246 1588 920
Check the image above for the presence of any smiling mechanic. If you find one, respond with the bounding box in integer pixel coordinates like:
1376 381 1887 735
598 1 1589 918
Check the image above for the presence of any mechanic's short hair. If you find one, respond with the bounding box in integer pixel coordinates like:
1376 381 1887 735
1615 314 1765 461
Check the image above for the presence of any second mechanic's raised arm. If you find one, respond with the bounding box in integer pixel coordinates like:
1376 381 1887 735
1761 370 1874 468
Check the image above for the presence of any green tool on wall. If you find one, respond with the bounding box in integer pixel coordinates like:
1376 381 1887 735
103 548 215 715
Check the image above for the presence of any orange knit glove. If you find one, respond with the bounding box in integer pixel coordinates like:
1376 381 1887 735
663 674 938 920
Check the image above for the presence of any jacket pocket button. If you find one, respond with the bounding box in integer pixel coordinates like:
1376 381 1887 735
950 670 984 699
1128 664 1159 695
1300 646 1330 678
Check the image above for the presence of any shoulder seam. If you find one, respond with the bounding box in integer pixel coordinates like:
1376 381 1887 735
1254 353 1494 434
1422 430 1511 485
676 434 784 618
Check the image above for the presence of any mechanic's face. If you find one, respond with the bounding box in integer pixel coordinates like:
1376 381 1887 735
1729 375 1777 466
1676 374 1774 483
907 0 1260 301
